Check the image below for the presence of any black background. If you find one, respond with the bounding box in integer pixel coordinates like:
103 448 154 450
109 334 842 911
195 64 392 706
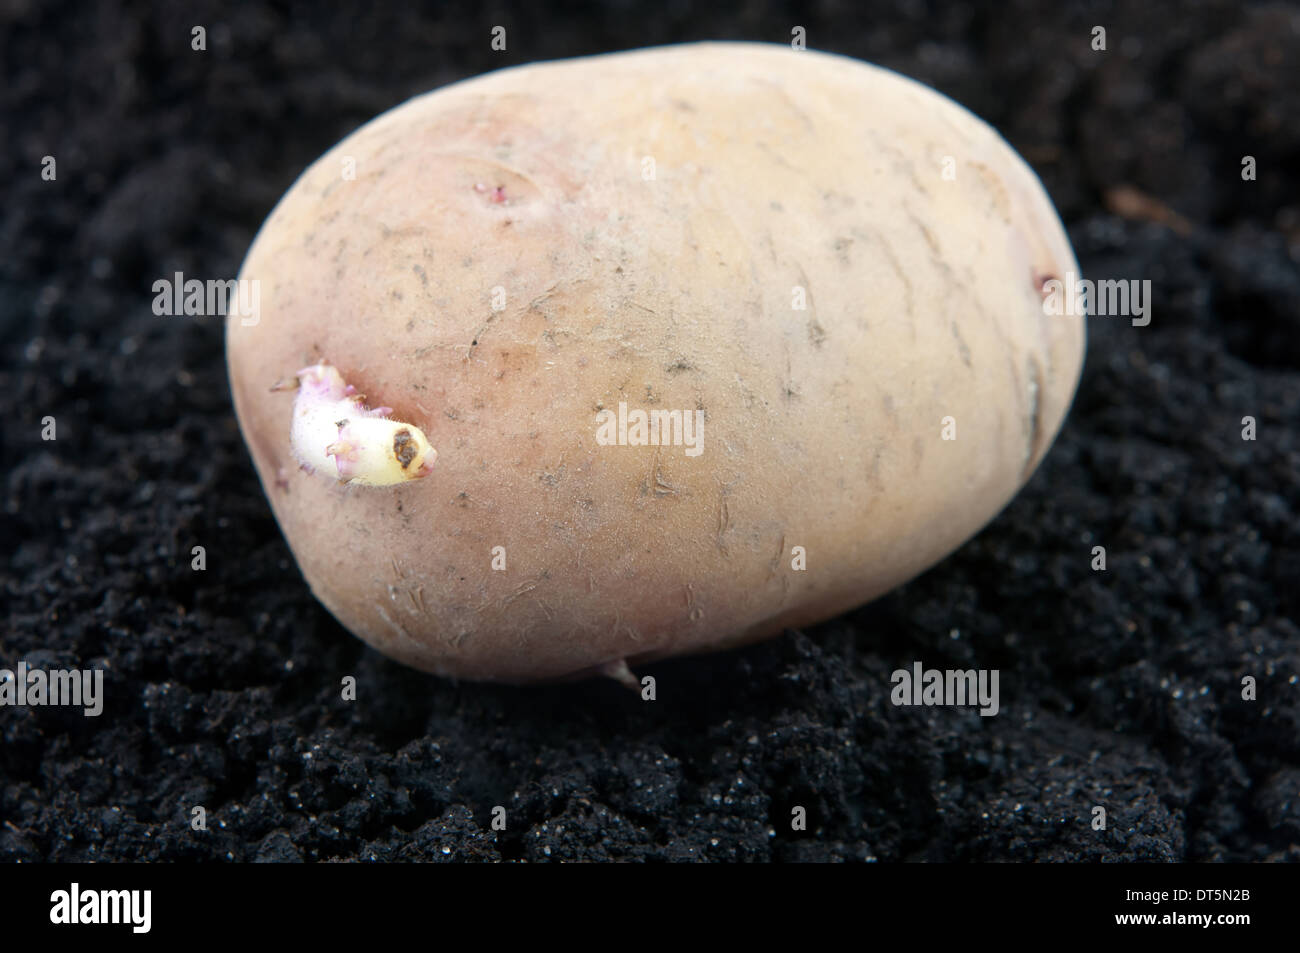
2 0 1298 862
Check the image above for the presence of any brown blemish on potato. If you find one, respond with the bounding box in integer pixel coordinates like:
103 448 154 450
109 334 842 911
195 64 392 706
967 160 1013 224
393 428 418 468
807 318 827 347
910 211 942 259
873 234 915 331
867 130 930 197
950 322 972 368
782 347 800 401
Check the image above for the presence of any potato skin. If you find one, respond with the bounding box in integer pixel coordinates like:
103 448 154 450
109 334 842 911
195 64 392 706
227 42 1084 682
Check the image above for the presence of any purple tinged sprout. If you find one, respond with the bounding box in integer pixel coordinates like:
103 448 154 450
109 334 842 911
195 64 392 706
283 362 436 487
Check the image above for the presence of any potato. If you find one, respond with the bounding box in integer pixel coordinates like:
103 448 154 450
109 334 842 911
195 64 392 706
227 42 1084 683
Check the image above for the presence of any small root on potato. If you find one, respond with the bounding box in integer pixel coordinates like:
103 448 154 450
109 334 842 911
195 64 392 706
598 659 641 692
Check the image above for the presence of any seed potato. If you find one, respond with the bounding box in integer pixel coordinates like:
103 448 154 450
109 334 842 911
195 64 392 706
227 43 1085 682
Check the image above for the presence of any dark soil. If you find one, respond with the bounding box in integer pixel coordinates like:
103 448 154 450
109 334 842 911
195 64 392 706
2 0 1297 862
